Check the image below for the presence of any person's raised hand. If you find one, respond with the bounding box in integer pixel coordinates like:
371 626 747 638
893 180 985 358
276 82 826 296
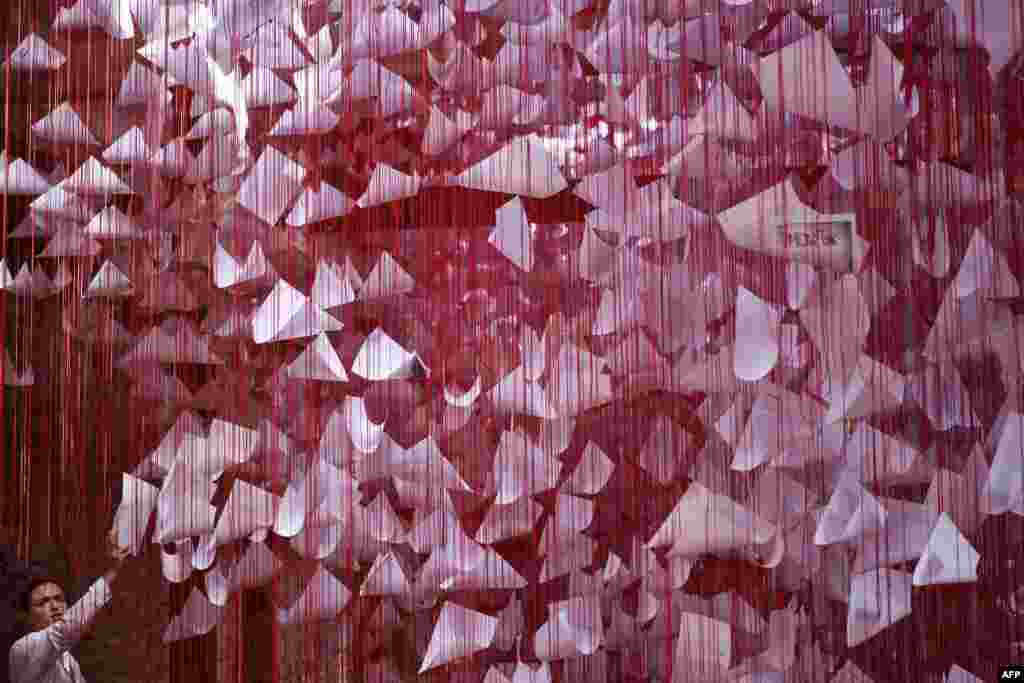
106 529 131 565
102 530 130 588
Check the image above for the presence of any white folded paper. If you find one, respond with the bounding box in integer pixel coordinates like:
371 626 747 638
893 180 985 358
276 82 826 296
493 429 563 504
278 565 353 625
5 33 66 71
163 587 223 643
111 474 160 555
419 602 498 672
846 569 912 646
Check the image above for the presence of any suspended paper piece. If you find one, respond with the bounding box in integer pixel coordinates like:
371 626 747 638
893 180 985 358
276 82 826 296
831 661 876 683
945 665 986 683
814 470 888 546
913 216 952 278
237 145 306 226
187 109 235 141
672 612 732 683
718 179 860 272
230 541 284 590
350 7 425 60
511 662 553 683
311 259 356 310
160 539 193 584
180 527 214 570
352 328 424 381
534 595 603 661
360 551 413 600
493 598 524 652
142 39 216 94
240 21 308 70
253 279 343 344
7 264 50 299
639 415 694 484
489 197 534 271
861 35 916 141
696 82 759 143
274 456 357 538
831 138 910 193
341 60 421 118
905 361 977 431
565 442 615 495
212 480 280 546
541 494 595 547
149 139 194 179
118 320 222 366
982 413 1024 515
289 521 345 562
953 230 1020 300
359 252 416 300
205 568 229 607
546 343 615 416
286 182 353 226
944 0 1024 76
111 474 159 556
419 602 498 672
423 106 473 156
758 30 860 134
647 482 782 566
287 333 348 382
0 260 15 290
734 287 782 382
911 513 980 586
30 182 95 220
847 569 913 646
162 587 222 643
444 375 482 408
214 240 275 291
154 480 215 546
356 165 421 208
80 0 134 38
493 429 563 504
729 387 822 471
84 261 133 298
117 61 168 107
0 156 52 195
456 135 569 198
344 396 386 455
823 355 906 424
479 85 542 130
5 33 66 71
304 25 333 64
574 163 642 218
84 206 143 239
278 565 352 625
801 274 870 387
444 547 528 592
383 436 471 494
476 496 544 544
32 103 101 146
364 492 406 543
583 18 649 73
189 137 245 183
924 447 989 537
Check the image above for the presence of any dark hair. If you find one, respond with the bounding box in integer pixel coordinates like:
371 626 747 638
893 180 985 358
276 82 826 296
2 548 68 683
20 575 66 613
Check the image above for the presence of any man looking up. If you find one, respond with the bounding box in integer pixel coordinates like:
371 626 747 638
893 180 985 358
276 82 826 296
9 531 131 683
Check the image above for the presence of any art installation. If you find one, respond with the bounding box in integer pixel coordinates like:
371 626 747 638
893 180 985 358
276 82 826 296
1 0 1023 681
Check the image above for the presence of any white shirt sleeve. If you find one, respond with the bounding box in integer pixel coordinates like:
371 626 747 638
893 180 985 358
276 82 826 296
8 578 112 683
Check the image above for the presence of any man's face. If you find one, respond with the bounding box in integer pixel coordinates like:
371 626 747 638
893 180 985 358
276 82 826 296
27 582 66 631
